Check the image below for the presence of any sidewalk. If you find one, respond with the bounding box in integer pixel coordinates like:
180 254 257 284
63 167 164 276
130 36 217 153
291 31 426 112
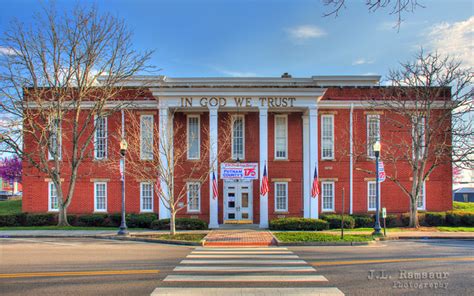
322 230 474 239
0 229 174 237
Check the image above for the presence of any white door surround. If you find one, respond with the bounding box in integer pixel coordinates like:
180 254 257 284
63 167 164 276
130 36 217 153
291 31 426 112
223 180 253 223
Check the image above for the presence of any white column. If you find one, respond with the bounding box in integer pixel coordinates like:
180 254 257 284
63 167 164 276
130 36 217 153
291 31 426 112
259 107 269 228
208 107 219 228
302 114 310 218
308 107 319 219
158 106 171 220
349 103 354 214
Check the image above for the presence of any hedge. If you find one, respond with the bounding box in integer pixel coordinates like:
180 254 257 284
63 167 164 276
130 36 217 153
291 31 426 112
77 214 108 227
424 212 446 226
25 214 56 226
353 215 374 228
446 211 474 227
269 218 329 231
151 218 208 230
126 214 158 228
321 214 355 229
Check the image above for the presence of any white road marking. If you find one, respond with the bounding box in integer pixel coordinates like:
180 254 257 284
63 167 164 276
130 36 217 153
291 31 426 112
151 287 344 296
174 265 316 272
195 247 288 251
191 251 292 255
180 259 307 265
187 254 299 259
163 274 328 282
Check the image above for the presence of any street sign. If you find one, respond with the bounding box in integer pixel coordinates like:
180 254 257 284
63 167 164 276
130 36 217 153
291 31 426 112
378 161 386 182
221 163 259 180
382 207 387 218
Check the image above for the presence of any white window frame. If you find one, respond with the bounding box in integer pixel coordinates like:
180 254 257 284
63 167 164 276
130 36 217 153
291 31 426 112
417 181 426 210
187 115 201 160
321 181 335 212
140 182 154 212
367 114 380 158
94 116 108 160
412 116 426 160
186 182 201 213
48 182 59 212
48 117 62 160
274 114 288 160
94 182 107 212
321 114 335 160
274 182 288 212
140 115 154 160
231 115 245 160
367 181 377 211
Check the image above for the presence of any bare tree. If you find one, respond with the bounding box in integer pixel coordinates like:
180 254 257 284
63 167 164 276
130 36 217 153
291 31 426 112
104 109 232 235
356 50 472 227
323 0 425 28
0 4 153 226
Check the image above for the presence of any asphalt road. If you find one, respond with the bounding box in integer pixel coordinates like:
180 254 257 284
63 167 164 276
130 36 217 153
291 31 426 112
0 237 472 295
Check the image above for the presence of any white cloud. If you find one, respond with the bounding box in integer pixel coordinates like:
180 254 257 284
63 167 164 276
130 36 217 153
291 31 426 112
0 46 19 56
426 16 474 67
286 25 327 40
352 58 375 66
217 69 257 77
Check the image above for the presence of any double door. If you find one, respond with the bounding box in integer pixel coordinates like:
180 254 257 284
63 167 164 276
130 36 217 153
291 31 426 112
224 180 253 222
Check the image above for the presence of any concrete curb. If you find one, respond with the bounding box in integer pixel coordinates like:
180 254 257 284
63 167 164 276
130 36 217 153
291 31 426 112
276 240 376 246
384 236 474 240
101 235 203 246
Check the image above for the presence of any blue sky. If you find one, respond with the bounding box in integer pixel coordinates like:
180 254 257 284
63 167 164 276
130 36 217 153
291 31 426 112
0 0 472 79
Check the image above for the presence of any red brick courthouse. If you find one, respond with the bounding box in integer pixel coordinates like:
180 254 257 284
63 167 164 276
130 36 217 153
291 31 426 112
22 75 452 228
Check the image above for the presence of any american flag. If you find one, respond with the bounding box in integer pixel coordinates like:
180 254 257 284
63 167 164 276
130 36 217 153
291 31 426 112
260 164 269 196
212 171 218 200
311 166 320 198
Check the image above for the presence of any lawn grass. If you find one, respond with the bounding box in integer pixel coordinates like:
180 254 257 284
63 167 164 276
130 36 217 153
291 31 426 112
274 232 374 243
0 226 148 231
437 226 474 232
145 233 206 242
453 202 474 213
0 199 22 215
327 227 405 232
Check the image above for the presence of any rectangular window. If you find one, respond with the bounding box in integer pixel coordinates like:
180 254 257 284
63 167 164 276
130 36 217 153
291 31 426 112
367 115 380 158
140 182 153 212
417 182 426 210
187 182 200 212
94 182 107 212
48 182 59 211
412 116 425 160
48 117 62 160
321 182 335 211
367 181 377 211
140 115 154 160
94 116 108 159
321 115 334 159
187 115 200 159
274 115 288 159
232 115 245 160
274 182 288 212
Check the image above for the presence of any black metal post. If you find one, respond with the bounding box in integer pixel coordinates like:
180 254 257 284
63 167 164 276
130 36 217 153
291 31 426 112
373 151 382 235
118 152 128 236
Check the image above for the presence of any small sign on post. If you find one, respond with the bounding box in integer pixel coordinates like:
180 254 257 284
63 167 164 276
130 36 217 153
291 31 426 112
382 207 387 236
379 162 386 182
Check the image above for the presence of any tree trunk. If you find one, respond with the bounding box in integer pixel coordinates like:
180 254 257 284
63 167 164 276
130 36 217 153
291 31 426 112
57 204 70 226
170 212 176 236
408 199 419 228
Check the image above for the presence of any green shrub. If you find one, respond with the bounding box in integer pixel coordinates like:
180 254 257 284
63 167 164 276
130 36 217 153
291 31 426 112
401 212 426 227
77 214 107 227
321 214 355 229
151 218 208 230
461 213 474 226
127 214 157 228
67 215 78 226
353 215 374 228
25 214 56 226
106 213 122 227
385 214 399 227
0 214 18 226
446 211 463 226
424 212 446 226
269 218 329 231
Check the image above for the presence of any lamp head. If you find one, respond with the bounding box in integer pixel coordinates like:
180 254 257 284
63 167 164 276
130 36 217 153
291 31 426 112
373 141 381 152
120 138 128 156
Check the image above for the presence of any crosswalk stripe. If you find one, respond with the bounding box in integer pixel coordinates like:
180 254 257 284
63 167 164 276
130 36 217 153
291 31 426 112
195 247 288 251
180 259 307 265
163 274 328 282
174 265 316 272
191 251 292 255
187 254 299 259
151 287 345 296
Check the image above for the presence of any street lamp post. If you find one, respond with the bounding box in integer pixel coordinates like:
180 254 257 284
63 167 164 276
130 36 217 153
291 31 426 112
118 138 129 236
373 141 382 235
